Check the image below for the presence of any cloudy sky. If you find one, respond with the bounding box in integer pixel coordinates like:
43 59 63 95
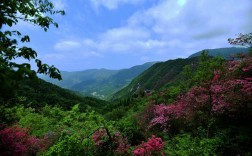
15 0 252 71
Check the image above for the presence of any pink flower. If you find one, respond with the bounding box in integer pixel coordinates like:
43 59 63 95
133 147 145 156
0 126 47 155
213 74 220 81
133 135 165 156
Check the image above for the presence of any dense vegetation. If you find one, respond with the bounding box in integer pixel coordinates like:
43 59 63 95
1 0 252 155
111 57 199 100
15 79 108 111
1 50 252 155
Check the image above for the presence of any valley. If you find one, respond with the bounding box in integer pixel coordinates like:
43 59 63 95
41 62 156 100
1 46 251 155
1 1 251 155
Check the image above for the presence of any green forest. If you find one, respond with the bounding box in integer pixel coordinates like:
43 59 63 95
1 1 252 156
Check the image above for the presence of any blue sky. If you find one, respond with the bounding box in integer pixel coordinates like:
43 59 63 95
14 0 252 71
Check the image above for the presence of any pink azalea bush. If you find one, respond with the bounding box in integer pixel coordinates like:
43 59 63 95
133 135 165 156
92 128 130 154
0 126 47 156
148 55 252 131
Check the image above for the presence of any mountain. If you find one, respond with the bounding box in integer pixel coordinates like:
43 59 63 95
15 78 109 111
112 57 199 100
111 47 250 100
41 62 156 100
40 69 118 88
188 47 250 59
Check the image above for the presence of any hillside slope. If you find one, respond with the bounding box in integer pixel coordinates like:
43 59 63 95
189 47 250 58
15 78 109 111
41 62 155 99
41 69 118 89
112 57 199 100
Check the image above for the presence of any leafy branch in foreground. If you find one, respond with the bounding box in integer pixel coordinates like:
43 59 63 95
228 33 252 48
0 0 65 100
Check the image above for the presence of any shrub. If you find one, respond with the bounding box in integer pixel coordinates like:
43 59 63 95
0 125 47 156
133 135 165 156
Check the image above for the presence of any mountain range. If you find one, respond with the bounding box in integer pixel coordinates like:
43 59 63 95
4 45 251 155
41 47 250 100
41 62 156 99
112 47 250 100
111 57 199 100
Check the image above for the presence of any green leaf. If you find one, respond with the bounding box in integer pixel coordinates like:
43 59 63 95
21 35 30 42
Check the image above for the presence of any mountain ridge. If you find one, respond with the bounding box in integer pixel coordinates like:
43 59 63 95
41 62 156 99
188 47 250 58
112 47 251 100
111 57 199 100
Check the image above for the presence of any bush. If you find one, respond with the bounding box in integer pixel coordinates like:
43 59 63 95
165 134 221 156
0 125 47 156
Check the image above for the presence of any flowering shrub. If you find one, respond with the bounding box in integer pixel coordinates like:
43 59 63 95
92 128 130 155
148 55 252 131
0 126 47 156
148 86 211 130
228 33 252 47
93 128 108 146
133 135 165 156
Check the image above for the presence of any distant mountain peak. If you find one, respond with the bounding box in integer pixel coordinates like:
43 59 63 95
188 47 250 58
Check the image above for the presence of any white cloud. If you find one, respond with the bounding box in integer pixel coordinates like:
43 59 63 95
43 53 65 59
95 27 152 52
53 39 104 59
125 0 252 57
83 39 96 47
178 0 187 6
90 0 144 10
90 51 104 57
100 27 149 42
59 0 251 58
52 0 252 70
53 0 66 10
54 40 81 51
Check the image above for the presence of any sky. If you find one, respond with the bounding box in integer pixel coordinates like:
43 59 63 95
13 0 252 71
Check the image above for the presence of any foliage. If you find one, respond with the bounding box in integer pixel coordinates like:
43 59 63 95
112 57 199 100
1 33 252 155
228 33 252 47
144 54 252 154
45 132 85 156
92 128 130 155
149 55 252 127
183 51 225 87
1 104 118 155
4 78 109 112
0 125 47 156
116 115 146 146
165 134 221 156
133 135 165 156
0 0 64 100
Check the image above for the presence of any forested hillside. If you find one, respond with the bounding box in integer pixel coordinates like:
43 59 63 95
112 57 199 100
189 47 250 59
2 51 252 155
101 51 252 155
41 62 155 99
16 79 109 111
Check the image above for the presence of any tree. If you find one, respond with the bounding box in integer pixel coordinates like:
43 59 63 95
0 0 65 100
228 33 252 47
